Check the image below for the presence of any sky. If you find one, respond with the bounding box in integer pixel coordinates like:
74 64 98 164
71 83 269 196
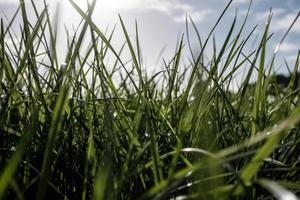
0 0 300 79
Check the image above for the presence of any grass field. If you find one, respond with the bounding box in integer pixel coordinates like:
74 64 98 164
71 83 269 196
1 0 300 199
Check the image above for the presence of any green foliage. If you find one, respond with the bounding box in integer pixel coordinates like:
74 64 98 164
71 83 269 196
0 0 300 199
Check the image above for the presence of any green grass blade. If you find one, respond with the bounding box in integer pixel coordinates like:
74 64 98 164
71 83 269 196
35 86 69 200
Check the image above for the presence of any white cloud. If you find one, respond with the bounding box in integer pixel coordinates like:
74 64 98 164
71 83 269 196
233 0 269 4
1 0 212 26
254 8 286 21
1 0 211 24
173 3 193 12
253 9 300 34
234 0 250 4
173 10 212 23
75 0 143 11
271 12 300 33
63 0 145 11
286 55 297 61
146 0 174 15
0 0 17 3
94 0 211 24
0 0 19 5
75 0 211 23
1 0 62 5
94 0 184 14
144 0 211 23
272 8 286 16
274 42 299 53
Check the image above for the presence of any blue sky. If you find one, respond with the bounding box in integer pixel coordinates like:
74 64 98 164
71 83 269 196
0 0 300 77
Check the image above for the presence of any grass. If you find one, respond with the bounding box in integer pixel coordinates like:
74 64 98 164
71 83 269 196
0 0 300 199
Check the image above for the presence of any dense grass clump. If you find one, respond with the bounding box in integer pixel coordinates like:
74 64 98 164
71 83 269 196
1 0 300 199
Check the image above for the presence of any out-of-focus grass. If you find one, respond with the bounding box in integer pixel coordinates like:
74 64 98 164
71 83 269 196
0 0 300 199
